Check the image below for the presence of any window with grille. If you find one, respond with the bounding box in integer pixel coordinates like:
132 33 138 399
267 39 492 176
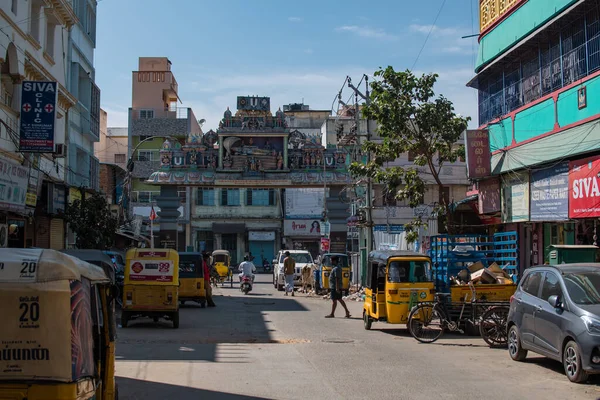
407 152 415 162
196 188 215 206
247 189 275 206
221 189 240 206
136 191 159 203
114 154 126 163
137 151 155 161
139 109 154 119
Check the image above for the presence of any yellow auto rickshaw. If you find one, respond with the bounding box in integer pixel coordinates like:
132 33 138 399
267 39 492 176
211 249 233 288
0 248 118 399
363 250 434 330
321 253 351 295
178 252 206 307
122 248 180 328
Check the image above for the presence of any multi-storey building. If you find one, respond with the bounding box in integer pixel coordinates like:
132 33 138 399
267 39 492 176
0 1 83 249
467 0 600 267
126 57 202 247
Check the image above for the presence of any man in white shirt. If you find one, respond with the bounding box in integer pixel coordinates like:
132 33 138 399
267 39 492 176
238 255 256 282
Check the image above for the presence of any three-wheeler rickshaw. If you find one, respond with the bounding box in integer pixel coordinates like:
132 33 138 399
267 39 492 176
363 250 435 330
0 248 119 399
122 248 180 328
178 252 206 307
212 249 233 287
320 253 351 295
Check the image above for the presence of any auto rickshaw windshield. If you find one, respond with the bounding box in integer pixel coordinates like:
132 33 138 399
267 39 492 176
322 255 348 268
387 260 431 283
179 261 197 273
214 254 228 263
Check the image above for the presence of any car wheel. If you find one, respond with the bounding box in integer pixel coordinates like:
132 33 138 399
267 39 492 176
507 325 527 361
564 340 589 383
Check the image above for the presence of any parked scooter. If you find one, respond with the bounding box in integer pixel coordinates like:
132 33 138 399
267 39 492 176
262 259 271 273
240 275 253 295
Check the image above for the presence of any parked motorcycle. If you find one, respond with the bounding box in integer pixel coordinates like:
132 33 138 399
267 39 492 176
262 259 271 273
240 275 253 295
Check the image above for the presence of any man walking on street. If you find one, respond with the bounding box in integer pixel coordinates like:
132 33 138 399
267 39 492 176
325 256 350 318
283 251 295 296
202 252 216 307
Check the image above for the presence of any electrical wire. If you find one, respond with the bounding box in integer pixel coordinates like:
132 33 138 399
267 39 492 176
411 0 448 70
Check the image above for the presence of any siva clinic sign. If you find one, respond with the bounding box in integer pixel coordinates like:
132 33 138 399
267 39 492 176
530 162 569 221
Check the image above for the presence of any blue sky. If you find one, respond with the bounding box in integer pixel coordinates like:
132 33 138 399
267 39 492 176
95 0 480 130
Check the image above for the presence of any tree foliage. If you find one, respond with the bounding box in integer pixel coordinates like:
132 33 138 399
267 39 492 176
64 190 119 249
350 67 470 243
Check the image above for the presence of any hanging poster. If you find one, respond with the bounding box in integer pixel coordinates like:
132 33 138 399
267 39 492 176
501 171 530 223
569 155 600 218
530 162 569 221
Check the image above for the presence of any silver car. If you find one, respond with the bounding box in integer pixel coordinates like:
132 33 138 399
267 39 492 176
507 264 600 383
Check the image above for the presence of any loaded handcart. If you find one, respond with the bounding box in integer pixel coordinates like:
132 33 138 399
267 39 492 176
408 233 519 347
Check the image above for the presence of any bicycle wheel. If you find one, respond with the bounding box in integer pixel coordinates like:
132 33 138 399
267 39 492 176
408 303 446 344
479 306 509 348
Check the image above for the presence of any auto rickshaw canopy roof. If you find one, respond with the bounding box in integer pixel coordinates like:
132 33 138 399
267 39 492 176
212 250 231 257
61 249 116 282
0 248 110 284
369 250 430 265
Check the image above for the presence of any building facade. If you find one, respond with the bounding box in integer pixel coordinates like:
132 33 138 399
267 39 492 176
467 0 600 268
0 0 85 249
126 57 203 248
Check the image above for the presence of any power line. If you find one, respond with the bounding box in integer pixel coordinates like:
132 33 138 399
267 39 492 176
411 0 448 71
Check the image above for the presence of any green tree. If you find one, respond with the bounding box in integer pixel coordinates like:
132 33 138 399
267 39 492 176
350 67 469 243
64 190 119 249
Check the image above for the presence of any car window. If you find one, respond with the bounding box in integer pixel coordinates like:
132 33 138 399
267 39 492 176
540 272 563 301
564 272 600 305
521 271 543 297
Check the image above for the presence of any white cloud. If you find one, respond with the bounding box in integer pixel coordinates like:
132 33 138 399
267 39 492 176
409 24 459 36
409 24 477 58
335 25 398 41
288 17 303 22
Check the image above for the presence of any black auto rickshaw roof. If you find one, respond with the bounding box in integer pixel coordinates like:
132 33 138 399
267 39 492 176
60 249 116 283
369 250 429 264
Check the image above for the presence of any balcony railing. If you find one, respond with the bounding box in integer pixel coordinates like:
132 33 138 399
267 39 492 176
480 0 524 34
131 107 189 120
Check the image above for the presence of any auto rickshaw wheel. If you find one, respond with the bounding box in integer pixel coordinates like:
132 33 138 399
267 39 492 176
180 300 186 306
153 317 159 323
200 300 206 308
172 312 180 329
363 311 372 330
121 311 129 328
230 275 233 288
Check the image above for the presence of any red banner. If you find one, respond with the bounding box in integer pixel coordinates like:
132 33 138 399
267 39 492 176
569 155 600 218
466 130 491 179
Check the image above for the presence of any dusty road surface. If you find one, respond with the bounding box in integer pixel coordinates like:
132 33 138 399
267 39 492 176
115 274 600 400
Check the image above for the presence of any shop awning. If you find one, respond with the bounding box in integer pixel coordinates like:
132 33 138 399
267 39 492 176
212 223 245 234
450 194 479 212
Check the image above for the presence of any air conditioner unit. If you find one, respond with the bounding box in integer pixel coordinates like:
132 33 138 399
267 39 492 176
0 224 7 248
54 144 67 158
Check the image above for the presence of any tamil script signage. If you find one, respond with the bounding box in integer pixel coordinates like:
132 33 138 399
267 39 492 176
0 157 29 211
19 81 57 152
501 171 530 223
478 177 501 214
466 129 491 179
283 219 322 237
569 155 600 218
530 162 569 221
285 188 324 218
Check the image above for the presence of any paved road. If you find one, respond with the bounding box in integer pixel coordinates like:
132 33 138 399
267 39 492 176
116 274 600 400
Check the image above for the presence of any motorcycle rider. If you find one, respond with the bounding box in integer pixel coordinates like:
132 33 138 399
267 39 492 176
238 255 256 283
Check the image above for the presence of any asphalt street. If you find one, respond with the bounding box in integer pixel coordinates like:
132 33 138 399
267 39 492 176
115 274 600 400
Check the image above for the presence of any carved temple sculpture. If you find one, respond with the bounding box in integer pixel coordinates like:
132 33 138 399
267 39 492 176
147 96 353 186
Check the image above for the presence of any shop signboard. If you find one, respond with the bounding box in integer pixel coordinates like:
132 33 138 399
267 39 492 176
478 177 501 214
48 184 66 214
501 171 530 223
0 157 29 211
530 162 569 221
465 129 491 179
283 219 322 237
285 188 325 218
248 231 275 241
19 81 57 152
373 225 404 234
569 155 600 218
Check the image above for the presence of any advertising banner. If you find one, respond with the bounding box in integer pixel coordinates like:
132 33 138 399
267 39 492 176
569 155 600 218
19 81 57 153
466 129 491 179
320 238 330 252
0 280 72 381
128 259 174 282
478 177 501 214
284 219 322 237
285 188 324 218
530 162 569 221
0 157 29 211
501 171 530 223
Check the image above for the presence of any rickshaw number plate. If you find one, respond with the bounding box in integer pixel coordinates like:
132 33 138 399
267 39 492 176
0 249 42 282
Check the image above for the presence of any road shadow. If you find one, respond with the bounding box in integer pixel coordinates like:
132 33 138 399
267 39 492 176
117 377 274 399
522 356 600 385
116 295 309 362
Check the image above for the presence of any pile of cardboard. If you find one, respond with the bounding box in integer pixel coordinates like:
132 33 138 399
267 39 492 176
452 261 514 285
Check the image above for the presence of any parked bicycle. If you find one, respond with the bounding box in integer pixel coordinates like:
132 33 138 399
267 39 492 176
407 283 510 348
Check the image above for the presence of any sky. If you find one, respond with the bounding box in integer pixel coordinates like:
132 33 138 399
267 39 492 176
95 0 481 131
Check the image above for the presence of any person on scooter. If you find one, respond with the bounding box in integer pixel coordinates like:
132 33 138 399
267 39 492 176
238 255 256 283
